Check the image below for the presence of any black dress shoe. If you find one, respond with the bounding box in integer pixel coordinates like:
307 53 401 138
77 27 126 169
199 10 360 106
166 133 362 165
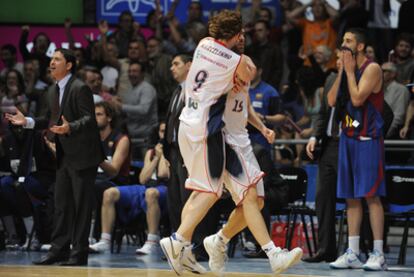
33 253 69 265
243 249 267 258
60 256 88 266
302 252 336 263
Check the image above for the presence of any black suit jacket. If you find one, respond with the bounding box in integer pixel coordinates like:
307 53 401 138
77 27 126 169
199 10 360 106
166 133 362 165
35 76 104 170
163 86 185 160
312 73 337 154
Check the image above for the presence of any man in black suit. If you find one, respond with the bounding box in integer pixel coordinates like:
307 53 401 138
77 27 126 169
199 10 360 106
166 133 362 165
6 48 104 266
302 70 340 263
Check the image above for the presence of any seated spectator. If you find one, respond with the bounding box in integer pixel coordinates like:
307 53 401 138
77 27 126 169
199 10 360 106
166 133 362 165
1 44 24 77
90 122 169 255
382 62 410 139
111 61 158 160
0 125 56 249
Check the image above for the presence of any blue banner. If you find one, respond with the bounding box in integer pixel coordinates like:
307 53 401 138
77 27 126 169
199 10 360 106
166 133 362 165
96 0 280 26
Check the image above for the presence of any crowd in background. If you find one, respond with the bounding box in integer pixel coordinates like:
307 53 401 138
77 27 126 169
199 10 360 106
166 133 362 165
0 0 413 257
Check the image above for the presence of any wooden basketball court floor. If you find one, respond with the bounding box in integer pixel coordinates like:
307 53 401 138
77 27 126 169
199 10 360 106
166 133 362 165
1 244 414 277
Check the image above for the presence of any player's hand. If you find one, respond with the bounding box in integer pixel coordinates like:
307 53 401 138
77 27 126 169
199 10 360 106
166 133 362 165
261 127 275 144
342 49 356 74
306 139 317 160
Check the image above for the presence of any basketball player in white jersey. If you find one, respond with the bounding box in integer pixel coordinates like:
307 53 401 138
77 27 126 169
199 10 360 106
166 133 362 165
160 10 257 275
201 31 303 276
160 11 300 275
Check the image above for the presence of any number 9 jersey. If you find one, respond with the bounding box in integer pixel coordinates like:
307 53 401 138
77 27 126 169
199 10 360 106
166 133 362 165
179 37 242 142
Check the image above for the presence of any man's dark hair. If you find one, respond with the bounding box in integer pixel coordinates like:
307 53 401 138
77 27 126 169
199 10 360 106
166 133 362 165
173 53 192 64
395 32 413 48
55 48 77 74
346 28 368 49
1 44 17 55
129 61 145 72
95 101 116 127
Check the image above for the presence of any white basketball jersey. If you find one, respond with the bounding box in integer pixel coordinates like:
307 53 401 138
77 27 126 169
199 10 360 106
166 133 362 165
223 87 251 148
180 37 241 141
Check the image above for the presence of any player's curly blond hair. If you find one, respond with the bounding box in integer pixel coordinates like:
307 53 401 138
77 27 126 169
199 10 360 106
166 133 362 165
208 10 242 40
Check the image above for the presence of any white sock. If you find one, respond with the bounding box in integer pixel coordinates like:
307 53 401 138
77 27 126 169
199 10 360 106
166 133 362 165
101 233 111 242
262 241 278 258
348 236 360 255
147 233 160 242
217 230 230 244
373 240 383 254
173 232 187 243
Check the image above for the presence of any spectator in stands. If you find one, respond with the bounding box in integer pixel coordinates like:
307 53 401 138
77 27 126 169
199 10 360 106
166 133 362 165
390 33 414 85
111 61 157 160
0 44 23 77
247 58 285 152
24 61 54 118
286 0 338 69
99 19 148 97
246 20 283 90
294 66 323 165
280 0 303 84
186 1 204 25
1 70 28 135
19 26 51 82
89 122 169 255
382 62 410 139
0 126 56 250
108 10 143 58
82 68 112 103
99 42 119 93
92 101 130 241
146 37 176 118
304 44 335 87
365 44 377 62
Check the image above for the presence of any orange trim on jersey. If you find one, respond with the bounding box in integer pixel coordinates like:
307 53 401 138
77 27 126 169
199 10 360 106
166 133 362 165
184 184 221 198
213 39 227 47
234 173 265 207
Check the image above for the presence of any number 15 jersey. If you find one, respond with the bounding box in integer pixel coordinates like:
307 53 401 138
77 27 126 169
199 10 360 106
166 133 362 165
179 37 241 142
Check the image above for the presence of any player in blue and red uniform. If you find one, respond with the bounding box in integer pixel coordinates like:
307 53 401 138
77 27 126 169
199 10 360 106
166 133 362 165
327 28 387 271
